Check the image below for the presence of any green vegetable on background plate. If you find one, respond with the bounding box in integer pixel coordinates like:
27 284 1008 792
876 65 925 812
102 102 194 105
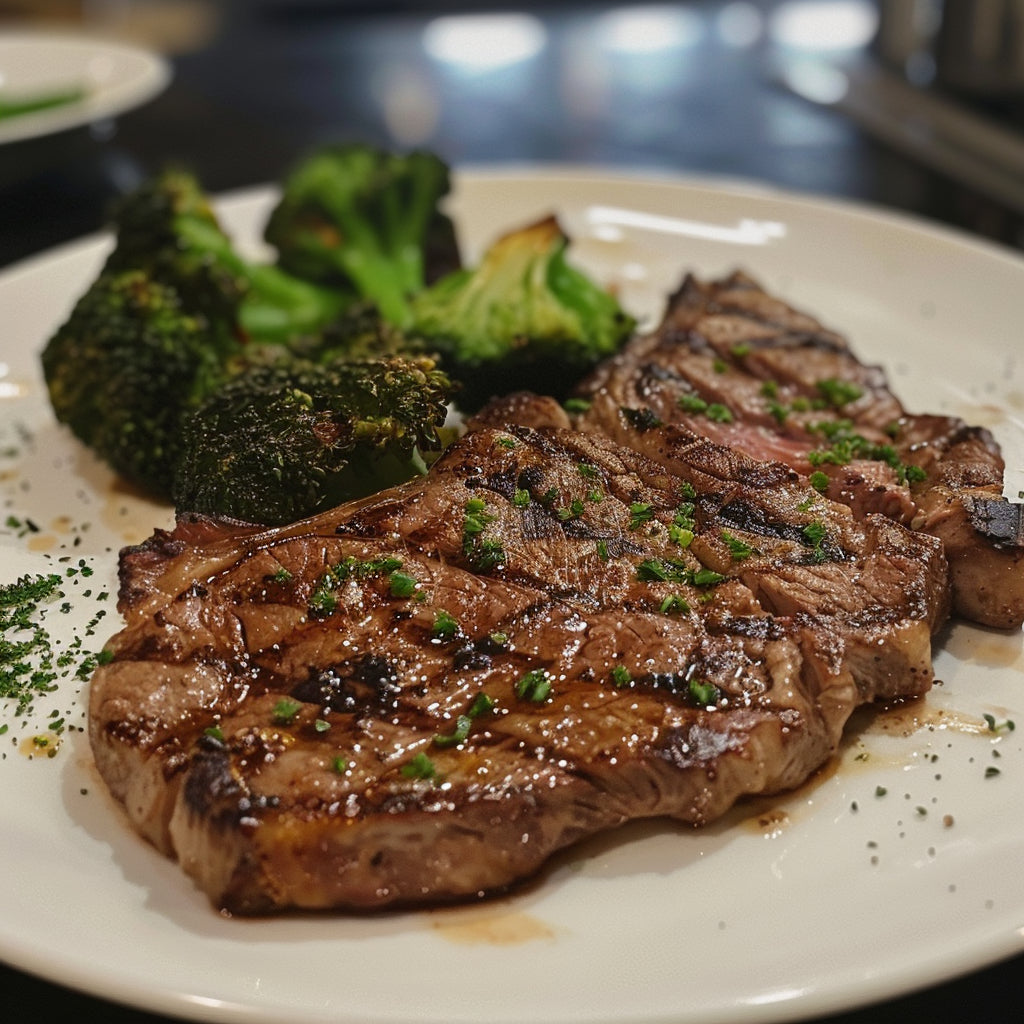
0 85 87 121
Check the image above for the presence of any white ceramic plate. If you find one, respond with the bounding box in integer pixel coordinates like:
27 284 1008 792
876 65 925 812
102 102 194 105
1 170 1023 1024
0 30 170 146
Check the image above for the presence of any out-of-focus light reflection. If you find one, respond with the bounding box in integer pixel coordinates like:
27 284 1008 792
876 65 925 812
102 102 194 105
371 65 440 146
423 14 546 71
779 59 850 104
595 5 705 54
717 2 765 49
770 0 878 52
587 206 787 247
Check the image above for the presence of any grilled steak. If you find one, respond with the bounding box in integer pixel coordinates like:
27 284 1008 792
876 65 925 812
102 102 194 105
562 271 1024 630
89 423 948 913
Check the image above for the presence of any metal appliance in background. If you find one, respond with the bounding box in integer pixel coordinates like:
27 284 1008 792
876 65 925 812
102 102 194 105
776 0 1024 220
876 0 1024 97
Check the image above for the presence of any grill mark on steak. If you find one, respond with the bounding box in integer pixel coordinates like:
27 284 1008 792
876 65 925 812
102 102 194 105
90 425 948 913
565 270 1024 629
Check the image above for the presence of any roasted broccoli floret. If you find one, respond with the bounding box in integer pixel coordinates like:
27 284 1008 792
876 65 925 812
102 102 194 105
40 269 241 495
410 215 635 411
104 167 349 342
173 354 453 525
263 144 460 328
294 301 429 363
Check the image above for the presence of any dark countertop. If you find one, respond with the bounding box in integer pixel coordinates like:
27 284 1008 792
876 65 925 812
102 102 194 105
2 2 1022 1022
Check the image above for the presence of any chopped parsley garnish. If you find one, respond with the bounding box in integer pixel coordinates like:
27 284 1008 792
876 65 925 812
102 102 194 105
401 751 437 779
557 498 585 521
564 397 592 413
434 714 472 748
721 530 755 560
628 502 655 531
388 571 418 598
983 714 1016 733
431 609 461 642
308 586 338 618
309 555 405 616
688 679 720 707
462 498 505 573
434 692 496 748
611 665 632 688
515 669 552 702
659 594 690 614
470 539 506 573
669 502 696 548
808 470 829 492
272 698 302 725
801 520 829 562
512 488 531 508
1 573 64 717
678 393 733 423
636 558 725 588
468 692 496 717
806 419 926 485
463 497 493 537
816 378 863 408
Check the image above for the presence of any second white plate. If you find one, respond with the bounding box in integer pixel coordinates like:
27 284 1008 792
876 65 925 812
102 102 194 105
0 30 170 146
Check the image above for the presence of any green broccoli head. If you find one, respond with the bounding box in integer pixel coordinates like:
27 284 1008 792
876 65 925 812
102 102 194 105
40 269 239 496
263 144 460 328
294 301 430 364
104 167 349 343
410 215 636 411
172 354 455 525
103 167 246 324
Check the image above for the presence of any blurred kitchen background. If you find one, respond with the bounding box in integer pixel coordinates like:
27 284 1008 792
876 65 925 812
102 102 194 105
2 0 1024 270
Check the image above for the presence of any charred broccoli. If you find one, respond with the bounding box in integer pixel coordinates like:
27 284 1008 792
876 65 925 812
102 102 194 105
40 269 241 495
264 144 460 328
173 354 453 525
40 147 639 526
410 216 635 411
104 167 348 342
42 269 454 520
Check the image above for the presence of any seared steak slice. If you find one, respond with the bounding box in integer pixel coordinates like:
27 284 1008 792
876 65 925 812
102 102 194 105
89 425 948 913
566 271 1024 629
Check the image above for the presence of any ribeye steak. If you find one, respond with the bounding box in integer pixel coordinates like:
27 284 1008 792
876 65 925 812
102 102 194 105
562 271 1024 629
89 422 949 913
